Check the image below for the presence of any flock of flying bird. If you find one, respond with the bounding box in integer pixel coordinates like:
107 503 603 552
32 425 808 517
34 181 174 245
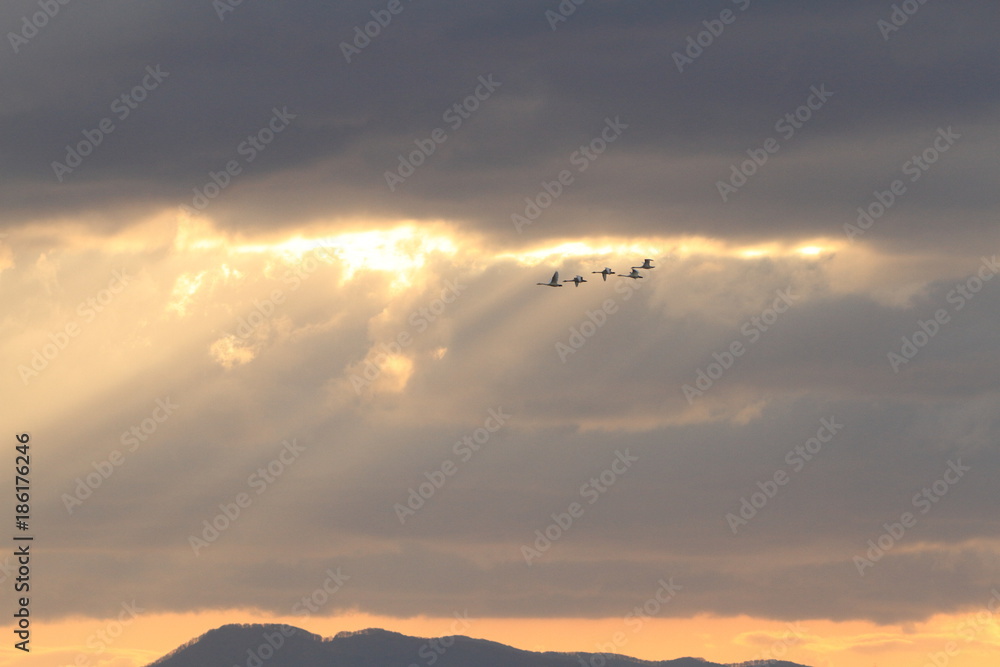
536 258 656 287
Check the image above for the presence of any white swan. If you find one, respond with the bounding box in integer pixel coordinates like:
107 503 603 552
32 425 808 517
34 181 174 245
563 275 587 287
632 258 655 270
591 267 616 281
537 271 563 287
619 268 644 279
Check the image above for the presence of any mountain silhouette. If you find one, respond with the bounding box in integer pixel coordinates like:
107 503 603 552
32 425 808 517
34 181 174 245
144 624 812 667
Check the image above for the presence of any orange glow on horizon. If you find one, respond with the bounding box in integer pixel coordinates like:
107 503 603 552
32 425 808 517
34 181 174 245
4 607 1000 667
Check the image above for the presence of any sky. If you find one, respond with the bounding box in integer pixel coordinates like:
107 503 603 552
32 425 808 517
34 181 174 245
2 1 1000 666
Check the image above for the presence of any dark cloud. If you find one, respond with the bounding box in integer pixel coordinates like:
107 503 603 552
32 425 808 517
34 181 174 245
1 0 997 248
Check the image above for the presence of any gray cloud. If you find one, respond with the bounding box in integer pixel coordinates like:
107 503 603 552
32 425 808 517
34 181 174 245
1 0 997 249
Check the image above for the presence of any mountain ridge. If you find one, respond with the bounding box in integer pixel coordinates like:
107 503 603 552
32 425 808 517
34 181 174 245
144 623 813 667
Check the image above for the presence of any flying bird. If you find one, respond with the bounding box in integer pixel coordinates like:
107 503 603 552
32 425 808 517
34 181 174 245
632 258 655 270
619 268 644 279
536 271 563 287
592 267 616 281
563 275 587 287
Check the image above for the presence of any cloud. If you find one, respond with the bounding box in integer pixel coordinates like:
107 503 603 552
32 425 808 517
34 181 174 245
4 218 997 625
3 0 999 643
1 1 997 251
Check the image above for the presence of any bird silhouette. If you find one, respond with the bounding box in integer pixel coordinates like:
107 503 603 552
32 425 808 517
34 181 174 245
536 271 563 287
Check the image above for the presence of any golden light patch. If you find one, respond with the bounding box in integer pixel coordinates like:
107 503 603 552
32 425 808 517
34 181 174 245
165 215 854 322
499 238 669 266
0 233 13 274
173 213 226 252
504 235 843 267
796 245 824 256
165 264 247 318
166 271 207 316
376 353 414 392
342 351 416 397
173 220 459 298
233 225 456 281
209 334 259 369
34 251 61 294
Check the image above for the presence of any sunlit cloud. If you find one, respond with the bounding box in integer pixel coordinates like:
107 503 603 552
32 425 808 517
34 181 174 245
166 271 207 316
209 333 260 369
505 236 845 267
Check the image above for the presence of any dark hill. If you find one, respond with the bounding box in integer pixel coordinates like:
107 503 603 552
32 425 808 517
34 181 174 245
146 624 812 667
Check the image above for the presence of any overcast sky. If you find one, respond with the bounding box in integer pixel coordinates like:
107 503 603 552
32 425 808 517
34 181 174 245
2 1 1000 666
